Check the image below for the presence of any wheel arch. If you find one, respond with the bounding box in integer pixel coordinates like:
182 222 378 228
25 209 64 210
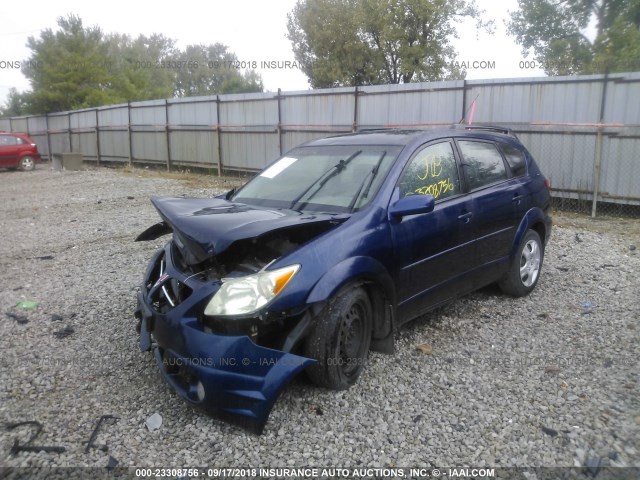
305 256 397 353
511 207 550 259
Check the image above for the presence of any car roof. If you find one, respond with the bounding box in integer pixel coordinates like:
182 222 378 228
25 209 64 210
302 125 521 149
0 132 30 137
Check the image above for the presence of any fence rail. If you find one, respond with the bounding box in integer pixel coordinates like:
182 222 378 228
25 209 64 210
1 73 640 215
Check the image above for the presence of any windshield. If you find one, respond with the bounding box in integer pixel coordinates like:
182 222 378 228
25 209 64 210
232 145 401 213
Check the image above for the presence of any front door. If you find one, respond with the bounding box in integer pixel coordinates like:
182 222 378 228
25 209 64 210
391 140 475 322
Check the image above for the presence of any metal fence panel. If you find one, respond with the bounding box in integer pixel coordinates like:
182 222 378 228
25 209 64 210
599 135 640 204
72 132 98 159
281 88 354 130
466 77 604 124
603 73 640 124
49 133 70 154
168 98 217 126
9 117 28 132
70 110 97 129
220 98 278 130
358 81 462 127
518 131 598 197
131 131 167 163
99 131 129 161
130 104 166 126
221 132 279 170
47 114 69 131
98 106 128 127
27 116 47 134
170 130 219 166
1 73 639 214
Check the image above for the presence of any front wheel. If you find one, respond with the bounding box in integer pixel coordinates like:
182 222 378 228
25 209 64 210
19 156 36 171
304 286 373 390
499 229 544 297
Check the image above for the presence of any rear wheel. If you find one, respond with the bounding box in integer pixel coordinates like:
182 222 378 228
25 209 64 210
19 156 35 171
304 286 372 390
499 229 544 296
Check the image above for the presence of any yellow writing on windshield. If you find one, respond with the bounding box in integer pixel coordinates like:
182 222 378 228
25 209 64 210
414 178 454 199
417 154 443 181
412 153 455 199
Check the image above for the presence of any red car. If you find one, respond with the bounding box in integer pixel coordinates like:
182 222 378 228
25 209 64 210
0 132 41 171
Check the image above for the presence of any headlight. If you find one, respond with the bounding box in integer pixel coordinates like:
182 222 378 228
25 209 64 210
204 264 300 316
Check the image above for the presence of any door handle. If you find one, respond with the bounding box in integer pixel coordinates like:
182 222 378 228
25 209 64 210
458 212 473 223
512 194 524 204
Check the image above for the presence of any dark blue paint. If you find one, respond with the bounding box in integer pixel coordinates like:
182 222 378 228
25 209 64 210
135 127 552 431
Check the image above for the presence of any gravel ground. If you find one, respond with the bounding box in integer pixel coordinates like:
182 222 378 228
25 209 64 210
1 167 639 475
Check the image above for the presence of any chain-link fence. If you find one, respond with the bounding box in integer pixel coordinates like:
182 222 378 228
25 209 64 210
515 126 640 218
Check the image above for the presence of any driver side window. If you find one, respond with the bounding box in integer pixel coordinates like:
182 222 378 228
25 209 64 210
399 141 461 201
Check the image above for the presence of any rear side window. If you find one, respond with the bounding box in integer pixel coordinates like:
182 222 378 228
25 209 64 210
500 143 527 177
457 140 507 190
398 141 461 201
0 135 18 146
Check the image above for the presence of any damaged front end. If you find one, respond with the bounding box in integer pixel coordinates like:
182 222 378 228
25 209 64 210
135 197 346 432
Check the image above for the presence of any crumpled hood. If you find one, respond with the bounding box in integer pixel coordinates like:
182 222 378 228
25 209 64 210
150 196 348 265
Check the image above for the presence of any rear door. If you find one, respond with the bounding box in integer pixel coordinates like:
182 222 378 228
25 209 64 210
455 139 525 277
391 140 475 321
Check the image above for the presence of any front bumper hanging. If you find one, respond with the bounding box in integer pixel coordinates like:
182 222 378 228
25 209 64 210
135 245 314 433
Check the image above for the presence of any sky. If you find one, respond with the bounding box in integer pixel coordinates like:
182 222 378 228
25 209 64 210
0 0 546 106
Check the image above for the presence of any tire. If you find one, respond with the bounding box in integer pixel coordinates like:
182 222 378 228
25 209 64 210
304 286 373 390
19 156 36 171
499 229 544 297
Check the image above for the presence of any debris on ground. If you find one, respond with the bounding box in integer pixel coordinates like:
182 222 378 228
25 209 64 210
6 312 29 324
15 300 38 310
581 301 596 315
145 413 162 432
7 421 65 454
53 325 75 339
106 456 119 470
85 415 119 454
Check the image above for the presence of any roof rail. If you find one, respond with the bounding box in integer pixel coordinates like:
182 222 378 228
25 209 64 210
355 127 394 132
452 124 518 138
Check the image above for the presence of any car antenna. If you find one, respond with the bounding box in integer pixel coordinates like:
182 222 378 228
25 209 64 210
458 94 480 124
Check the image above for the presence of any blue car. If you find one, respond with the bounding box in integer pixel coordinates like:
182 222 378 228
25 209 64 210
135 125 552 432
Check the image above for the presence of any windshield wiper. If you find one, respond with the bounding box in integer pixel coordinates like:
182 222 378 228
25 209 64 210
289 150 363 211
347 151 387 212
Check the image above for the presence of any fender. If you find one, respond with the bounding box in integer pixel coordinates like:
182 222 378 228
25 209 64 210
306 255 396 306
510 207 551 259
305 255 397 354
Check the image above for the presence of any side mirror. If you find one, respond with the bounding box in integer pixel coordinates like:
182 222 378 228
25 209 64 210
389 194 435 219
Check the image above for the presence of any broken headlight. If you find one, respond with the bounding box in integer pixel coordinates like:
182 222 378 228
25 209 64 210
204 265 300 316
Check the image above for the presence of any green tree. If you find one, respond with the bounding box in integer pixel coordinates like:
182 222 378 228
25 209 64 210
105 33 177 101
174 44 263 96
286 0 491 88
507 0 640 75
0 88 30 117
21 14 116 113
9 14 263 115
